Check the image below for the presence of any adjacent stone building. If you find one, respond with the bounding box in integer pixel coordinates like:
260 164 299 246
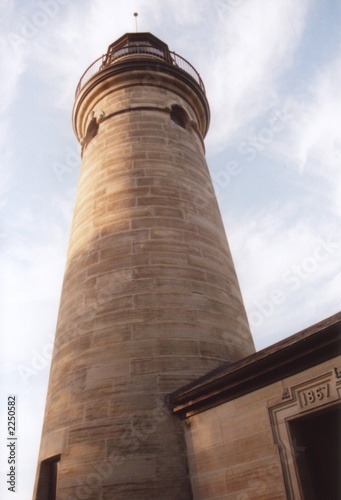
168 312 341 499
34 32 341 500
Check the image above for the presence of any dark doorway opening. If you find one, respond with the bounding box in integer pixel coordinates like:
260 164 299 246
35 455 60 500
289 403 341 500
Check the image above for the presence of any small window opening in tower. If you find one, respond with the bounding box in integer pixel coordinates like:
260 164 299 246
82 117 99 151
170 105 188 129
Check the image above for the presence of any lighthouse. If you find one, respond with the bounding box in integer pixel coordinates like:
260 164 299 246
34 32 255 499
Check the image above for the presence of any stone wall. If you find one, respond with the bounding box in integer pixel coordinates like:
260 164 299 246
184 357 340 499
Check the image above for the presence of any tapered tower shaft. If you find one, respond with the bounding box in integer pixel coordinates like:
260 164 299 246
34 33 255 500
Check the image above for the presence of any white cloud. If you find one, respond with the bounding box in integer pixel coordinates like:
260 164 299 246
159 0 207 25
0 200 70 371
0 8 28 213
226 204 341 349
284 55 341 216
204 0 310 150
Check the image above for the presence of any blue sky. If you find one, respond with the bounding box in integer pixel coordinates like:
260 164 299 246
1 0 340 498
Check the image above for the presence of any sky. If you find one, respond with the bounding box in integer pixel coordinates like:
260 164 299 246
0 0 340 498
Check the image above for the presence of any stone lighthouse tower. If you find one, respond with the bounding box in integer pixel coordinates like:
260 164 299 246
34 32 255 499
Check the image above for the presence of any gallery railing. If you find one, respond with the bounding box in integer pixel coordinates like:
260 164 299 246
75 44 205 96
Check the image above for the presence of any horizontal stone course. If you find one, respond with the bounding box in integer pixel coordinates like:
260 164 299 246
133 240 201 254
132 264 207 282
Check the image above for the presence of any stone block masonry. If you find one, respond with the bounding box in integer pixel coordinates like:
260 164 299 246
34 33 255 499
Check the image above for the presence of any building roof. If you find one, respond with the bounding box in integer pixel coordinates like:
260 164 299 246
166 312 341 417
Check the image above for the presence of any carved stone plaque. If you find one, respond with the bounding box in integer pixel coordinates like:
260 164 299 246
268 365 341 500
